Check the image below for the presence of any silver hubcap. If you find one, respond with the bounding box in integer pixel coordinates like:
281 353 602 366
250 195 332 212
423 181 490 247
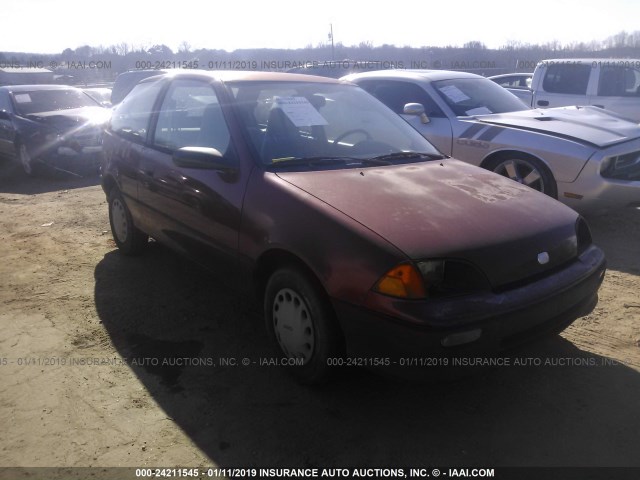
111 198 128 243
493 159 544 192
272 288 315 362
19 145 32 175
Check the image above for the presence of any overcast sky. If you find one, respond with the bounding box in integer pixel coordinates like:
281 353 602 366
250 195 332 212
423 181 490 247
2 0 639 54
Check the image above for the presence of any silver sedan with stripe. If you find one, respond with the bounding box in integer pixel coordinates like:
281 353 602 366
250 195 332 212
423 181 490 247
343 70 640 214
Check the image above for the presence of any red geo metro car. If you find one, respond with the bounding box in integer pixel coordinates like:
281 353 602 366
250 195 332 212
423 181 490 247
101 70 606 383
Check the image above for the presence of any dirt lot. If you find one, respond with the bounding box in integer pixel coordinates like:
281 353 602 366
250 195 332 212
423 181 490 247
1 158 639 476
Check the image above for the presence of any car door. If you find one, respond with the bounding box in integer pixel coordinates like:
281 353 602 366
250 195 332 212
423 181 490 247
137 77 247 273
591 64 640 122
534 63 592 108
356 79 454 155
108 79 166 221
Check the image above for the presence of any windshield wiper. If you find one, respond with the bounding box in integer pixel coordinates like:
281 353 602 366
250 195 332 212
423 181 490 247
269 156 358 169
368 151 449 163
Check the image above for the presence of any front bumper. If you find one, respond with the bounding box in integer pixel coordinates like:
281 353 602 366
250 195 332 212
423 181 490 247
559 158 640 214
29 142 103 174
333 245 605 370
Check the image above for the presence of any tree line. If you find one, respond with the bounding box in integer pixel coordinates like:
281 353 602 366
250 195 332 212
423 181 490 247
1 30 639 86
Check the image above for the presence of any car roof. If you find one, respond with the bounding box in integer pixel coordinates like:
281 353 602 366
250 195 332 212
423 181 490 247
487 73 533 79
137 69 345 84
0 84 83 92
342 69 483 82
541 58 640 64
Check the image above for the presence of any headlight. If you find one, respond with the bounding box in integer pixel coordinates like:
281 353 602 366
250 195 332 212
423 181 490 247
45 133 62 142
601 152 640 180
417 259 490 297
576 216 592 255
373 259 490 299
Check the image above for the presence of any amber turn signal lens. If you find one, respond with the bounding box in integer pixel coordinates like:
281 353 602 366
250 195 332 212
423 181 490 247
374 263 427 299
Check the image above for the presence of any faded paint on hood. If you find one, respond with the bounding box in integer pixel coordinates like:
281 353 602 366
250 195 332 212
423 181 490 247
277 159 580 287
475 106 640 148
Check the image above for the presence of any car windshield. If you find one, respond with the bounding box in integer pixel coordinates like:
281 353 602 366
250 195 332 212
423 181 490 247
84 88 112 104
227 81 441 167
432 78 529 116
12 89 98 115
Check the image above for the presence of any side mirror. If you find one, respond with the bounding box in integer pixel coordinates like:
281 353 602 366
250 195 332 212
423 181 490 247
172 147 236 172
0 110 11 121
403 103 430 124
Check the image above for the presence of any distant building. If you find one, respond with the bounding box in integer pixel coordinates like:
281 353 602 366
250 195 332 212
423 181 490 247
0 67 55 85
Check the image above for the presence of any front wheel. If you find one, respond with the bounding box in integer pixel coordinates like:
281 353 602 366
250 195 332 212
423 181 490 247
487 155 557 198
264 267 343 384
108 188 148 255
18 144 34 176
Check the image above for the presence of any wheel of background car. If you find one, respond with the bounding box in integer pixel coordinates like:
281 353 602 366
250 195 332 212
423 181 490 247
264 267 343 384
332 129 372 148
18 144 34 176
488 155 557 198
108 188 149 255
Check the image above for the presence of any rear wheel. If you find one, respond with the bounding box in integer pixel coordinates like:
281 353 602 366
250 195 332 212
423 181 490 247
487 155 557 198
264 267 343 384
108 188 148 255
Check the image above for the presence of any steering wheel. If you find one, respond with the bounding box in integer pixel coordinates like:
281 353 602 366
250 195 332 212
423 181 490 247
332 129 372 149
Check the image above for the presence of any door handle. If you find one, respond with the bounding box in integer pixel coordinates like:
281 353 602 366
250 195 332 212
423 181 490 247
593 105 604 109
537 100 549 107
138 169 154 189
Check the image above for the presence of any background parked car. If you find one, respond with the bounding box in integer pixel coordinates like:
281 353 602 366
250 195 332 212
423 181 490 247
0 84 110 176
344 69 640 214
287 60 397 78
83 87 113 107
503 59 640 122
488 73 533 90
101 70 605 383
110 70 168 105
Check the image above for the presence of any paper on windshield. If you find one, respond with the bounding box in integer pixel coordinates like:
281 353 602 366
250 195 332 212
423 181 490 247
465 106 493 115
439 85 470 103
274 96 328 126
14 94 32 103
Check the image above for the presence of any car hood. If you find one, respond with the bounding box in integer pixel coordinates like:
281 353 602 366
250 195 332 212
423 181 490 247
22 107 110 131
277 159 580 288
474 106 640 148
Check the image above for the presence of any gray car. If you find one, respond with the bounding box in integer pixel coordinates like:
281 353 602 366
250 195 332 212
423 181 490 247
343 70 640 214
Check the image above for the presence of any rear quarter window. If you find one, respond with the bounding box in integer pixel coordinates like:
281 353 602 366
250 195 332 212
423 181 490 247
542 64 591 95
0 90 12 112
598 66 640 97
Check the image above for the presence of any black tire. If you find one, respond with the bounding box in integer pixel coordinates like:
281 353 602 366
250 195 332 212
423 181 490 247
108 188 148 255
486 155 557 198
264 267 343 384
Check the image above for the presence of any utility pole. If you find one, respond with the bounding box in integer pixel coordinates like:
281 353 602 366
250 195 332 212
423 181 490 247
328 23 335 60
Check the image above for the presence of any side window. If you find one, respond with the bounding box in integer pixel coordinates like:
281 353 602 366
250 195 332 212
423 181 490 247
358 80 446 118
542 64 591 95
152 79 231 156
110 80 164 143
598 66 640 97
